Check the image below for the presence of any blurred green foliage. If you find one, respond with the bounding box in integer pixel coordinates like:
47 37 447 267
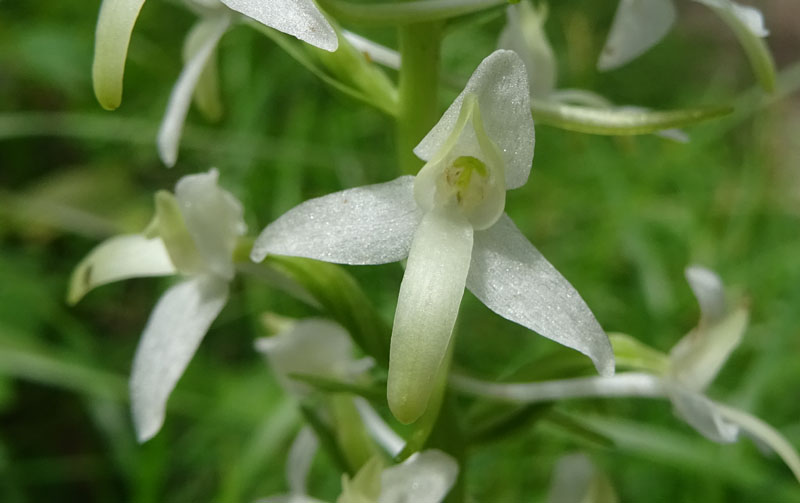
1 0 799 502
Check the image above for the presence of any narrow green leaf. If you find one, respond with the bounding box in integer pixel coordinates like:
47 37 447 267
544 409 615 449
299 402 353 475
289 373 386 403
531 100 733 135
468 402 552 444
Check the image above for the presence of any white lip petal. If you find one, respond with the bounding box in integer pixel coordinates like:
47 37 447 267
379 450 459 503
597 0 677 71
174 168 246 280
342 30 400 70
92 0 147 110
414 50 534 190
685 265 726 325
251 176 422 265
387 207 474 424
467 215 615 376
67 234 176 305
157 16 231 168
286 427 318 495
130 275 229 442
219 0 339 52
354 397 406 457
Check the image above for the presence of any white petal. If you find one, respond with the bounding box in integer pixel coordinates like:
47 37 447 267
546 453 594 503
414 50 534 190
174 168 246 279
184 15 225 122
668 386 740 443
669 306 748 392
694 0 769 37
219 0 338 52
467 215 614 376
92 0 147 110
685 265 726 324
597 0 677 71
250 176 422 265
497 2 557 99
715 403 800 483
387 208 473 424
130 275 229 442
287 427 318 495
68 234 176 305
354 397 406 457
379 450 458 503
158 16 230 167
255 318 357 396
342 30 400 70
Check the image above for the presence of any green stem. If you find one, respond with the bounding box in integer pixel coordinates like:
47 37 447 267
318 0 505 26
396 22 443 175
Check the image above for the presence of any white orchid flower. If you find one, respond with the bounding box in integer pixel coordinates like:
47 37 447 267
68 169 246 442
598 0 768 71
451 265 800 482
250 49 614 424
546 453 618 503
92 0 339 166
498 1 688 142
257 448 458 503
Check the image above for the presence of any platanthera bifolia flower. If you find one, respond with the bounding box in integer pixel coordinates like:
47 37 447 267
452 266 800 482
598 0 768 71
250 49 614 424
92 0 339 166
68 169 246 442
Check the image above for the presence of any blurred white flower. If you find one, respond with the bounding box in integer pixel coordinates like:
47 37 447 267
546 453 618 503
598 0 768 71
452 265 800 482
92 0 339 166
68 169 246 442
251 49 614 424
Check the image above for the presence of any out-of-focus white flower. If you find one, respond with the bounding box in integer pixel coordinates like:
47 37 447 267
598 0 768 71
250 49 614 424
546 453 618 503
451 265 800 482
68 169 246 442
92 0 339 166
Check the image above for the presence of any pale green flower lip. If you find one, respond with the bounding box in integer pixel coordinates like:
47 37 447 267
68 169 246 442
252 50 614 425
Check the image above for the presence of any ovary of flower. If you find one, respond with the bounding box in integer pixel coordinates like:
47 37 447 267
92 0 339 166
68 169 246 442
250 49 615 425
450 266 800 482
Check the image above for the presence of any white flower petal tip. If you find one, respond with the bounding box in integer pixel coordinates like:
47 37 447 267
173 168 246 279
219 0 338 52
694 0 769 37
130 275 229 442
684 265 726 324
67 234 176 305
380 450 459 503
497 1 557 99
414 50 534 190
255 318 360 396
387 208 473 424
250 176 422 265
354 397 406 457
158 16 230 168
92 0 147 110
467 215 615 377
597 0 677 71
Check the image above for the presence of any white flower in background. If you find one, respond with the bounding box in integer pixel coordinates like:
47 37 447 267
92 0 339 166
68 169 246 442
452 265 800 482
250 49 614 424
498 1 688 142
257 447 458 503
598 0 768 71
546 453 618 503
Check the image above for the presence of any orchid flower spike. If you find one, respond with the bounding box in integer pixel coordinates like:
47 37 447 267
251 49 614 424
68 169 246 442
257 449 458 503
598 0 769 72
451 265 800 482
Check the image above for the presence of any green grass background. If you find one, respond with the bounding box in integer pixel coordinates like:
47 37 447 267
1 0 799 501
